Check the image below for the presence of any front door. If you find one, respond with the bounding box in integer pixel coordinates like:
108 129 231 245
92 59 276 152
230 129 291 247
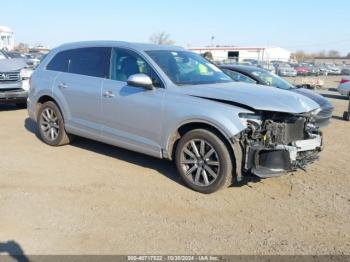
101 48 165 157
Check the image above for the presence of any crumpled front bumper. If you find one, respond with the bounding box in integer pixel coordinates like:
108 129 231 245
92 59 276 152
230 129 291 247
245 134 323 178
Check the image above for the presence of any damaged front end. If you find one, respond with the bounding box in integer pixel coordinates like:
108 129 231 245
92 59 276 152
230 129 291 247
236 109 323 178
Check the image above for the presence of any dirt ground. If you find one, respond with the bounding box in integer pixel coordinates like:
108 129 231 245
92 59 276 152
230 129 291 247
0 76 349 255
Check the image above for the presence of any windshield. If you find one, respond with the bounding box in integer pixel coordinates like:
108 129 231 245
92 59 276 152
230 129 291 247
0 51 7 60
146 50 232 85
251 69 294 90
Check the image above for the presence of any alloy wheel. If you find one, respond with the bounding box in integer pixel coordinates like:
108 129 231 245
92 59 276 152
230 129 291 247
180 139 220 186
40 108 60 141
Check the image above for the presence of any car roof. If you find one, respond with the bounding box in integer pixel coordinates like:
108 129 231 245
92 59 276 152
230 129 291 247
56 41 185 52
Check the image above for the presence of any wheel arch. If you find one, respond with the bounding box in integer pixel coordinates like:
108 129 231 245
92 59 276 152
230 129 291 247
166 120 244 183
35 95 66 122
166 120 235 161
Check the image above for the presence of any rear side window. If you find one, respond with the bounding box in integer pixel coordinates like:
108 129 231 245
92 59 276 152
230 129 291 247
68 47 110 78
47 47 111 78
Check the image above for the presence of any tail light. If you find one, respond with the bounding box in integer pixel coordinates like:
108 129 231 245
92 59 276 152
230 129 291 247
340 79 349 84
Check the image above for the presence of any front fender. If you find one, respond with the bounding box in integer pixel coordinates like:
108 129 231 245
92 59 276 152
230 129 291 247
160 95 251 158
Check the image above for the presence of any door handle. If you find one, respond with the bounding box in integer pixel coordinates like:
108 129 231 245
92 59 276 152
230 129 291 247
103 90 115 98
58 82 68 89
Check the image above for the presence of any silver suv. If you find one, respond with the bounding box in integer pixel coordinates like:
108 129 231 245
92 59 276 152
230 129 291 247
28 41 323 193
0 50 32 107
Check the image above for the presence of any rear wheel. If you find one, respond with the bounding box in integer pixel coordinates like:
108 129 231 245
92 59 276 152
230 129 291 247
175 129 233 194
37 101 72 146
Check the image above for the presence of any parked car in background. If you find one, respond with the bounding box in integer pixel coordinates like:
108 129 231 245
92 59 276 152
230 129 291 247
4 51 26 59
257 61 275 73
300 63 320 76
28 41 323 193
24 53 43 68
292 64 311 76
242 59 258 66
318 65 330 75
338 77 350 97
341 67 350 75
0 50 33 107
325 64 341 75
276 64 297 77
0 50 9 59
219 65 333 126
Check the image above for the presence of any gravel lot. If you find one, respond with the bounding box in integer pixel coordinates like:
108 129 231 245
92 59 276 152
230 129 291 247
0 76 349 255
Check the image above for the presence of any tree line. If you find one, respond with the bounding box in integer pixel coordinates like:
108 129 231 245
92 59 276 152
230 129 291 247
292 50 350 61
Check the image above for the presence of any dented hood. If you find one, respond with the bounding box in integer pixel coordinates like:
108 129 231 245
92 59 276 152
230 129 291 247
176 82 320 114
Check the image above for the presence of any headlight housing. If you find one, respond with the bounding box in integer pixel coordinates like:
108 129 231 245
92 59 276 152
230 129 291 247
239 113 262 128
20 68 33 80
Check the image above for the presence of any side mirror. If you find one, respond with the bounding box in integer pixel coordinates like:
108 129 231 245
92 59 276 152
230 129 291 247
127 74 154 90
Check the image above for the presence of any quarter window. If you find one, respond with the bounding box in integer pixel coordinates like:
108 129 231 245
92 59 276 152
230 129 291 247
46 50 70 72
47 47 110 78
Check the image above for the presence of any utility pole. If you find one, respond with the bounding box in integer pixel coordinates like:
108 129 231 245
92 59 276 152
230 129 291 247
211 36 215 47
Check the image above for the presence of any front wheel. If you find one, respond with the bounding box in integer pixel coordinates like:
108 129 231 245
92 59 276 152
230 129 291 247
37 101 73 146
175 129 233 194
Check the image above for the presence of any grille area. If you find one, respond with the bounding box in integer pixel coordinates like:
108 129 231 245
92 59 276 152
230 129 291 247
0 88 24 92
0 71 20 82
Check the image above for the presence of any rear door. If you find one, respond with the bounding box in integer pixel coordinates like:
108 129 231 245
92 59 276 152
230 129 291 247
50 47 110 136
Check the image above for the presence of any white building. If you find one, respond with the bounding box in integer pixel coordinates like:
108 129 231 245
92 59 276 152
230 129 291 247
0 25 15 51
189 46 291 62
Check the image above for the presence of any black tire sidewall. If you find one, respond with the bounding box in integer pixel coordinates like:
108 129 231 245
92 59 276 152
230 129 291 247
175 129 233 194
37 101 66 146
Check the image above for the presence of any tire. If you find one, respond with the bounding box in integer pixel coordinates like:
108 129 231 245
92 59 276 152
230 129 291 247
175 129 233 194
343 111 350 121
37 101 72 146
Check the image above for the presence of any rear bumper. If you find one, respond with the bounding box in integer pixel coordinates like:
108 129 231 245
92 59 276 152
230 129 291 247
245 135 322 178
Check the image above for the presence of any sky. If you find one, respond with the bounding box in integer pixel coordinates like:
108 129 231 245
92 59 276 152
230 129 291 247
1 0 350 54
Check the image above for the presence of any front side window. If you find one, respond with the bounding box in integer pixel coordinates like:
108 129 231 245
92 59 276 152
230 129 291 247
47 47 110 78
146 51 232 85
110 48 163 88
222 69 256 84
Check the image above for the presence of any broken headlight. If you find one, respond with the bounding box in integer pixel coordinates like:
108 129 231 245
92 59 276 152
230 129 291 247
239 113 262 128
